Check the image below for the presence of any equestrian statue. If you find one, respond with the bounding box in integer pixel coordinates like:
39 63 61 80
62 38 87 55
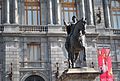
64 16 86 68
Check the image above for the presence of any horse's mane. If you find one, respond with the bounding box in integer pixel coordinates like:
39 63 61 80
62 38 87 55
72 18 86 35
74 19 82 26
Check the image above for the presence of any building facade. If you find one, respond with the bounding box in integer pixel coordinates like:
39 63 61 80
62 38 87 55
0 0 120 81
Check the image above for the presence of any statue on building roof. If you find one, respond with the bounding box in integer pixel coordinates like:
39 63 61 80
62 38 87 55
96 7 101 24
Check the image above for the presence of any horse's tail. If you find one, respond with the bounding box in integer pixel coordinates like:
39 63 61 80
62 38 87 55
65 36 70 50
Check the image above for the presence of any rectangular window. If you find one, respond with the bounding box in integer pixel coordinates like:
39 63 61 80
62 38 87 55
24 0 41 25
60 0 78 24
33 11 37 25
94 0 102 6
111 0 120 29
28 10 32 25
26 43 41 67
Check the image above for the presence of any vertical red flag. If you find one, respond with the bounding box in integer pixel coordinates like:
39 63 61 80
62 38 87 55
106 56 113 81
98 48 113 81
98 48 107 81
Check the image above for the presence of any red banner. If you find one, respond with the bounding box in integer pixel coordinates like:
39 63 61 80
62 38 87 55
98 48 113 81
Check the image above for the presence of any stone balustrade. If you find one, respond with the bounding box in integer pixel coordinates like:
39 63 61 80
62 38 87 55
19 61 50 69
1 24 120 35
112 61 120 70
112 29 120 34
19 25 66 33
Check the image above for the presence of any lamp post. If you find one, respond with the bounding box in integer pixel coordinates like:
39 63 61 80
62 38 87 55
8 63 12 81
55 62 59 80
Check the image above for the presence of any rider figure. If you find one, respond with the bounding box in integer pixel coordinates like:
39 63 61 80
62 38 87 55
63 16 77 36
69 16 78 36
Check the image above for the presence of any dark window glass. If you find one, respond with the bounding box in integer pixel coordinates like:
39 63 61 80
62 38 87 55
111 0 120 29
25 0 41 25
60 0 78 24
25 75 45 81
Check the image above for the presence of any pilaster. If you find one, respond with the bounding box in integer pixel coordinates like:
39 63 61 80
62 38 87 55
5 37 20 81
49 0 53 24
41 1 47 25
19 0 25 24
0 34 5 81
57 0 61 24
5 0 10 23
14 0 18 24
89 0 94 25
85 0 94 25
79 0 85 19
102 0 111 28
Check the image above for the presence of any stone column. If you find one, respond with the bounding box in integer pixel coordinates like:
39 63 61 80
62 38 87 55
41 1 47 25
79 0 85 19
49 0 53 24
15 0 18 23
88 0 94 25
89 0 94 25
13 0 18 23
85 0 94 25
57 0 61 24
5 0 10 23
102 0 111 28
20 0 25 24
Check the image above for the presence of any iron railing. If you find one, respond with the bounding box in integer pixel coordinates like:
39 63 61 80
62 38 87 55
112 61 120 70
1 24 120 35
19 25 66 33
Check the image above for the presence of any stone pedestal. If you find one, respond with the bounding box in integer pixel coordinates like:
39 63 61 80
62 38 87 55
3 24 19 33
57 67 100 81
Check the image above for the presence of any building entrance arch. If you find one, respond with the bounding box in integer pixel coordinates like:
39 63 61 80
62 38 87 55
25 75 45 81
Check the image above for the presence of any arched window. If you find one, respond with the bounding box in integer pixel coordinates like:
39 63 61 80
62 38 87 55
60 0 78 24
24 0 41 25
111 0 120 29
25 75 45 81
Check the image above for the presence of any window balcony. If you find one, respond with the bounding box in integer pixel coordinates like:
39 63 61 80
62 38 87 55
96 28 120 36
0 24 66 34
112 61 120 71
19 61 50 69
113 29 120 34
2 24 120 36
19 25 66 33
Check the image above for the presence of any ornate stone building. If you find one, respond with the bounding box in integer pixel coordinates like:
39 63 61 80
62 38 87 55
0 0 120 81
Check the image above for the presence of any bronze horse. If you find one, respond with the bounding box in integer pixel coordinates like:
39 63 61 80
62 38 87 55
65 18 86 68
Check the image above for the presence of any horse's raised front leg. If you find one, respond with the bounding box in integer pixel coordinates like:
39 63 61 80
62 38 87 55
81 46 86 67
68 52 71 68
70 48 74 68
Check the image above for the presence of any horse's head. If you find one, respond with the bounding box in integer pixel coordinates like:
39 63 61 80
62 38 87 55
76 18 86 35
81 18 86 35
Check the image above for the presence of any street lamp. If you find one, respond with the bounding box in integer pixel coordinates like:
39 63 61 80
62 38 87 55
7 63 13 81
55 62 59 80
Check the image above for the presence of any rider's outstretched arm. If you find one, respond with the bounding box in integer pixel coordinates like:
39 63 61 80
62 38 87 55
63 19 67 27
